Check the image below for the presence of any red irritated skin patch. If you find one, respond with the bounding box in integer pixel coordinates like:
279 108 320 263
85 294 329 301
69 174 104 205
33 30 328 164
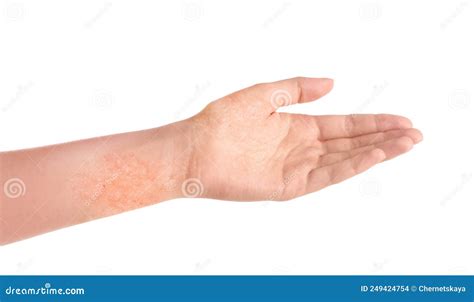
70 151 179 219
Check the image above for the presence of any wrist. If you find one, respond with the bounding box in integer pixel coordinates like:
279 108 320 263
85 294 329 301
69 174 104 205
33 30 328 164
150 119 197 201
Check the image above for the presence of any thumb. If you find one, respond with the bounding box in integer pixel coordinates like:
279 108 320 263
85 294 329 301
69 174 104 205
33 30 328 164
264 77 334 113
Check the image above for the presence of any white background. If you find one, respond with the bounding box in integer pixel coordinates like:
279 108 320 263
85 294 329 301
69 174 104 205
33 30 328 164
0 0 473 275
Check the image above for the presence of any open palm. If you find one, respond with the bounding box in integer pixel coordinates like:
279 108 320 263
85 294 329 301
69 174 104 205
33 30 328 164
188 77 422 201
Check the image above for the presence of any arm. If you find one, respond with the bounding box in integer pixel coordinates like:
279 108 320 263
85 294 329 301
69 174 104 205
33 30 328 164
0 77 422 245
0 120 194 244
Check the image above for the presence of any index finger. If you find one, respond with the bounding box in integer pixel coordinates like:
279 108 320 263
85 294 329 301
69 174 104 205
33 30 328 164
315 114 413 140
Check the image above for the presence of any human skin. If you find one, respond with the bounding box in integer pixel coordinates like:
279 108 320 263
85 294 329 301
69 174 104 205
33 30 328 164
0 77 422 245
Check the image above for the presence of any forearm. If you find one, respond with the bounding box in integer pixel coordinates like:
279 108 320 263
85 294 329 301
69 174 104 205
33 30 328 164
0 120 193 245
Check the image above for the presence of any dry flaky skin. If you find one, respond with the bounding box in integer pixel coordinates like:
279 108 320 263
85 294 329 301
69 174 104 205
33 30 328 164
71 152 160 216
0 77 423 245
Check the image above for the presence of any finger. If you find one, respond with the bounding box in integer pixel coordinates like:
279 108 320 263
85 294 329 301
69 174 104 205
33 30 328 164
315 114 413 140
317 136 414 168
323 128 423 153
307 148 386 193
258 77 334 113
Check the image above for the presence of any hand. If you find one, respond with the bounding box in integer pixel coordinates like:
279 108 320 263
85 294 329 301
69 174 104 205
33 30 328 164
186 77 422 201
